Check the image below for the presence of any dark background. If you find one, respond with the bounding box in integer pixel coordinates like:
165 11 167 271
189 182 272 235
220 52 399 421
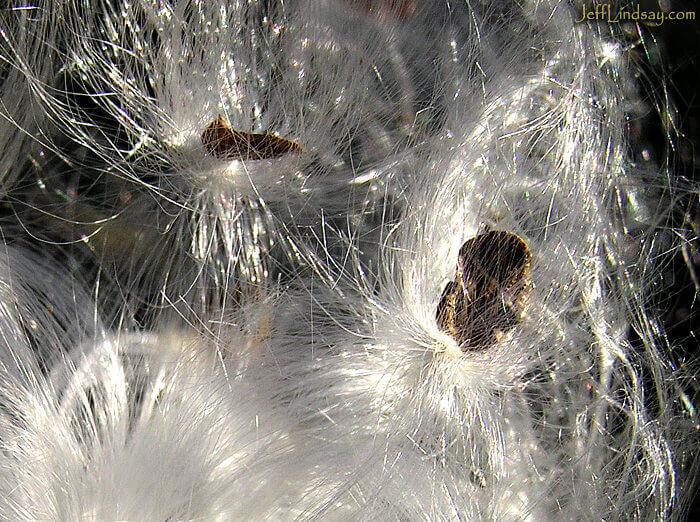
643 0 700 518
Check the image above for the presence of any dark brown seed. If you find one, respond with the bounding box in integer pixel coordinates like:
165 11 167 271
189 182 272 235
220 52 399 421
436 231 531 351
202 115 304 160
342 0 417 20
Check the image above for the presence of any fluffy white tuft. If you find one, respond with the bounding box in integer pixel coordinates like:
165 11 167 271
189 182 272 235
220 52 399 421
0 0 696 520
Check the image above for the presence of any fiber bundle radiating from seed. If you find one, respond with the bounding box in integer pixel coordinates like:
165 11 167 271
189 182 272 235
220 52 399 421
0 1 696 520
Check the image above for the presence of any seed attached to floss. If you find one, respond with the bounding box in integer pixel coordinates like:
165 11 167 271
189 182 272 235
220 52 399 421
202 114 304 160
436 231 531 351
343 0 417 20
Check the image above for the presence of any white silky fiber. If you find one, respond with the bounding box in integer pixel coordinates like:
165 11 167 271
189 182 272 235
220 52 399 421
0 1 697 520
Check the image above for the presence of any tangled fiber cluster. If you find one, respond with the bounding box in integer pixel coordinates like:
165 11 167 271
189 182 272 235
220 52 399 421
0 0 697 519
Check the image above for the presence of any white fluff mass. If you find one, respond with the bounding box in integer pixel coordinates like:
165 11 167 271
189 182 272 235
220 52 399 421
0 0 697 520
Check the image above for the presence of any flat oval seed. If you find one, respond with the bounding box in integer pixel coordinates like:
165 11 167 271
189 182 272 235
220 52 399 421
202 115 304 160
436 231 531 351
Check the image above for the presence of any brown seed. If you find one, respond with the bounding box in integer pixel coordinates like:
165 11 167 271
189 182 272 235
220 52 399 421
436 231 531 351
342 0 417 20
202 115 304 160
